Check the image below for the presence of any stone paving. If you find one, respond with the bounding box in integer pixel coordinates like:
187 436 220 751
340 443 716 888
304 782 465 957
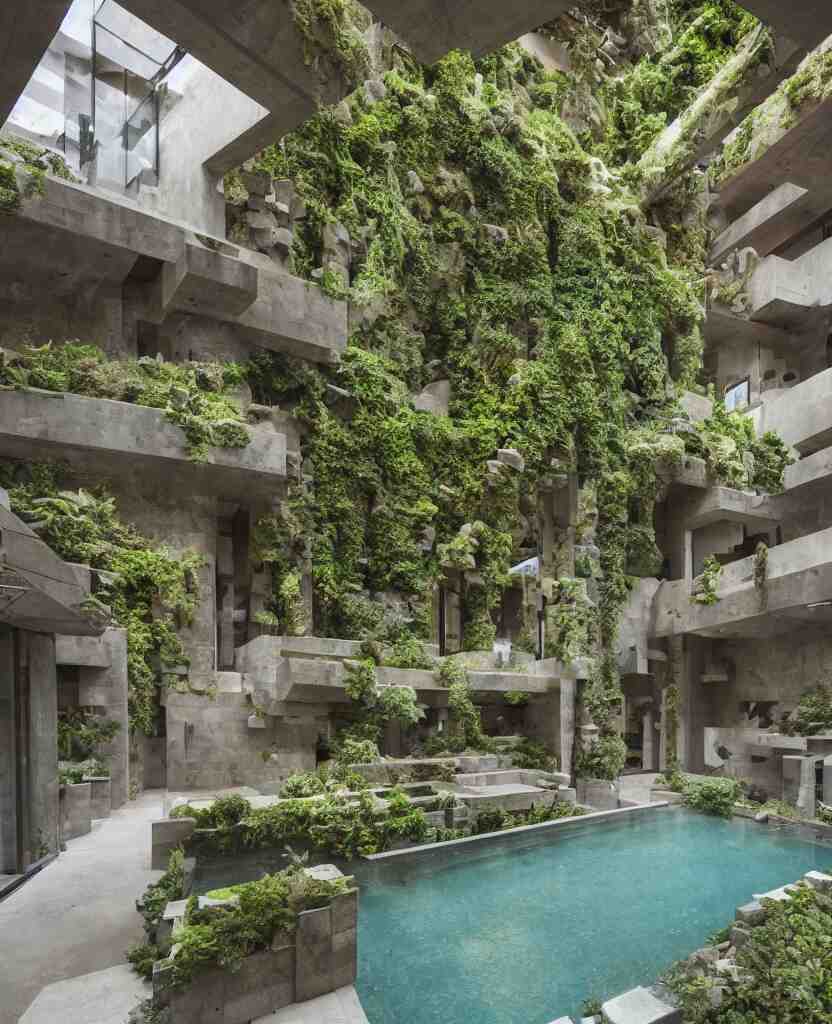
0 790 164 1024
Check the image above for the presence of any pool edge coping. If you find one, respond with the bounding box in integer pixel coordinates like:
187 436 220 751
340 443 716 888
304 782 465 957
363 800 671 862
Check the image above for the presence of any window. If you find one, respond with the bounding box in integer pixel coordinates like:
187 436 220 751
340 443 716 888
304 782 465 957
724 378 749 412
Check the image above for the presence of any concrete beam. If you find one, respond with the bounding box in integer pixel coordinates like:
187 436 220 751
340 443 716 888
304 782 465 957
683 486 778 530
715 95 832 222
0 505 102 636
364 0 574 64
651 525 832 640
11 172 346 364
55 635 112 668
709 183 809 265
0 1 72 128
120 0 332 134
0 389 287 491
731 0 832 52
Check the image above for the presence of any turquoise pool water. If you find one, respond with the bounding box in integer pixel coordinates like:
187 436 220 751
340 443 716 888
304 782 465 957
352 809 831 1023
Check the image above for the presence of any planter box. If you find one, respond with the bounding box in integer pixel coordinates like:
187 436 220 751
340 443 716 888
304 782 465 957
61 782 92 841
576 778 620 811
85 776 112 819
153 873 358 1024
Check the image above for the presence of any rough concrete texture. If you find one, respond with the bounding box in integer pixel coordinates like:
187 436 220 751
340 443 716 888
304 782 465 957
0 387 287 485
0 0 71 126
364 0 574 63
253 985 370 1024
5 174 346 364
0 790 164 1024
0 505 100 636
602 986 682 1024
18 963 151 1024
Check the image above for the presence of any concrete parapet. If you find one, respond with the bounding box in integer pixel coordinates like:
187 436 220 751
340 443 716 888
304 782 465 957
602 986 682 1024
151 817 196 870
651 526 832 639
86 777 112 820
55 635 112 668
576 779 620 811
152 866 357 1024
0 388 287 490
60 782 92 842
12 175 346 365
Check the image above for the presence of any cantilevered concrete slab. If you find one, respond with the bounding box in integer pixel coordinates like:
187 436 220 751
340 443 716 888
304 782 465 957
364 0 574 64
0 1 72 128
0 390 287 494
756 365 832 454
6 169 346 363
651 526 832 640
747 233 832 329
714 95 832 223
732 0 832 52
683 487 778 530
120 0 347 140
0 505 103 636
709 183 809 265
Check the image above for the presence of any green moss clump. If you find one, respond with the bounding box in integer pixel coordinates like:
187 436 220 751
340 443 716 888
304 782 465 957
0 343 250 461
0 134 78 213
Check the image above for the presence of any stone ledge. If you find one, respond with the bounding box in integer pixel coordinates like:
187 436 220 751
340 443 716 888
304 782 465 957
0 388 287 490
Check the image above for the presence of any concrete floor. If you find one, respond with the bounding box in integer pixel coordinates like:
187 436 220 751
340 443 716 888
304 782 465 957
0 790 164 1024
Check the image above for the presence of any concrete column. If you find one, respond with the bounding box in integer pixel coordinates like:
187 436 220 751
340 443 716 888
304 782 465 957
0 626 17 873
559 678 576 781
77 628 130 809
24 632 59 864
798 757 818 819
444 573 462 654
642 707 655 771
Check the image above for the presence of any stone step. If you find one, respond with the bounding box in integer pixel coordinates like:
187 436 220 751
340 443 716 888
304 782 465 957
602 986 682 1024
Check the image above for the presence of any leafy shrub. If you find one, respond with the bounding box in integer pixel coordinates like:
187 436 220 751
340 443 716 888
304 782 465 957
376 685 425 727
135 848 185 937
511 739 557 771
682 777 742 817
279 772 326 799
163 868 349 987
781 684 832 737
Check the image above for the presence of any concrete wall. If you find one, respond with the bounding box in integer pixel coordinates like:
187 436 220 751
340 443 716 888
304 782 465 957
164 690 317 790
0 626 17 873
138 62 268 236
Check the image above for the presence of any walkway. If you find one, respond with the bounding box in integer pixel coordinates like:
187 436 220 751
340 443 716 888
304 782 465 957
0 789 164 1024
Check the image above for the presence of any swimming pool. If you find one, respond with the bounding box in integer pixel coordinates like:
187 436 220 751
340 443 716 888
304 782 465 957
352 807 831 1023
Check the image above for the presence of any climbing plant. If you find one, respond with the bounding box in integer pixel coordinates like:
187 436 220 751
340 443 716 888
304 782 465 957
0 460 201 733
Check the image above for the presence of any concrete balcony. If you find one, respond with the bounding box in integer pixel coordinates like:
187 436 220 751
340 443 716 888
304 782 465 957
235 637 559 717
651 526 832 640
7 172 346 364
713 92 832 227
0 501 104 636
754 366 832 455
783 445 832 490
0 388 287 494
745 233 832 331
683 487 778 531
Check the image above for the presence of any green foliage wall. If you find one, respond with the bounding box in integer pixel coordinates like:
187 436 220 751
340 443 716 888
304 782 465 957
0 461 200 734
